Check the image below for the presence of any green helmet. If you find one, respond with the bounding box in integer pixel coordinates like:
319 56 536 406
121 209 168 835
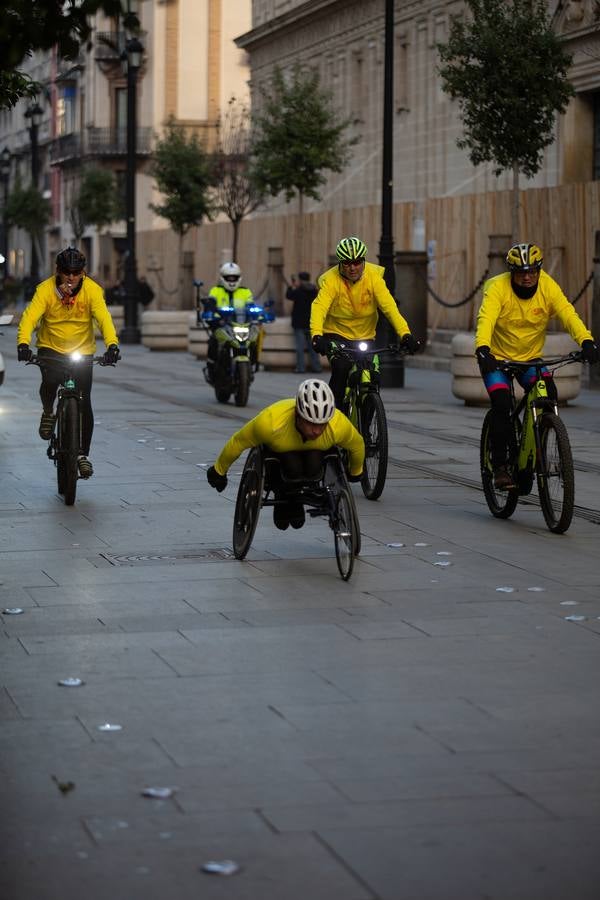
335 236 367 263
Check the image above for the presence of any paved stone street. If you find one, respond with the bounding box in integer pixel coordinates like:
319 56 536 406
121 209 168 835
1 330 599 900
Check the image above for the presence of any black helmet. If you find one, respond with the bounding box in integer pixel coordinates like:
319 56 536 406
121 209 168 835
56 247 86 273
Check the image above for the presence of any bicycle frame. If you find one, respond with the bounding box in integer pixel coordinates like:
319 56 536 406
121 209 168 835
481 351 582 533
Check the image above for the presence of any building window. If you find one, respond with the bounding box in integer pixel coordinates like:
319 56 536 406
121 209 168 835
57 85 76 136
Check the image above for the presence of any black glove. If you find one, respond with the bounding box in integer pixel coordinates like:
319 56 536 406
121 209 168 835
400 333 420 355
475 345 498 375
581 339 599 365
103 344 121 365
207 465 227 493
311 335 330 355
346 471 363 483
17 343 32 362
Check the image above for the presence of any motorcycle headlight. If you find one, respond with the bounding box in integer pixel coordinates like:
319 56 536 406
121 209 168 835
70 351 83 362
358 342 368 352
233 326 249 340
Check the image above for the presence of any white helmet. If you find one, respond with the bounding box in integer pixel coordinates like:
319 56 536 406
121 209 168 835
296 379 335 425
219 262 241 291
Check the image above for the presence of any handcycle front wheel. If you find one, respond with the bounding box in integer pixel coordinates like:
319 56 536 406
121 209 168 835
333 487 356 581
57 397 79 506
480 409 518 519
359 391 388 501
232 447 264 559
537 413 575 534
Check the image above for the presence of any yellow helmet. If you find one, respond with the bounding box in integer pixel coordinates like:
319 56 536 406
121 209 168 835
506 243 543 272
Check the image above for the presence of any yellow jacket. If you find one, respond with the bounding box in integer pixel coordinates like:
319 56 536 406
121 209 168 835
17 276 118 354
208 285 253 310
214 398 365 477
310 262 410 341
475 271 592 361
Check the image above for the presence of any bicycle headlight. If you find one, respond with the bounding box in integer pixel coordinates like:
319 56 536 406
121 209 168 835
358 341 368 352
233 326 249 340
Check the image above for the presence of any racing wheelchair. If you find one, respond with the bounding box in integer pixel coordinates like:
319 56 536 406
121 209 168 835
232 446 361 580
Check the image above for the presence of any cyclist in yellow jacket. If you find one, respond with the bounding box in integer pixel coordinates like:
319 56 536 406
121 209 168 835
310 236 419 406
206 379 365 530
475 241 598 490
16 248 120 479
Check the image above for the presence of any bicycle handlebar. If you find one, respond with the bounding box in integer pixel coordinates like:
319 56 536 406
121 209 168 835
496 351 583 374
26 354 116 368
328 340 420 360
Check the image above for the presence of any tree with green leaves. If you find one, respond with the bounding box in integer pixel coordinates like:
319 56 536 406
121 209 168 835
5 179 51 275
150 119 215 299
211 98 265 262
0 1 139 110
437 0 574 239
251 64 358 267
69 168 118 245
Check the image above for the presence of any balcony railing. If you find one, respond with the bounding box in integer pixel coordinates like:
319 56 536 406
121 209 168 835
50 127 153 165
94 30 147 63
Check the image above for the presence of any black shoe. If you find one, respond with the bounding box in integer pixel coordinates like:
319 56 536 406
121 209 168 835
273 504 290 530
77 455 94 479
289 503 305 530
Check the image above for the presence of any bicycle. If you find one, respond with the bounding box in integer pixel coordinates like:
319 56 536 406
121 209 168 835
232 446 360 580
480 351 583 534
328 340 411 501
27 353 114 506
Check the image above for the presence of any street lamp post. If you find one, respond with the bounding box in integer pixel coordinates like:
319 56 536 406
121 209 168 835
120 34 144 344
0 147 11 283
376 0 404 386
24 102 43 286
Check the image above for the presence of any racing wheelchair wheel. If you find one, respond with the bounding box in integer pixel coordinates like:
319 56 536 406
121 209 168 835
232 447 265 559
333 487 356 581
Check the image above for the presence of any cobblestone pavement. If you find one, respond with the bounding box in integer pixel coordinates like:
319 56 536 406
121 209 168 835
1 333 599 900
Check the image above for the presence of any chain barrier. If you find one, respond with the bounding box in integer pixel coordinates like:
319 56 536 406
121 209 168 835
571 266 595 306
418 267 490 308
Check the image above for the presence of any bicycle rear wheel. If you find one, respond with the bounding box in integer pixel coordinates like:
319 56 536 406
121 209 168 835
537 413 574 534
58 398 79 506
232 447 264 559
333 487 355 581
480 409 518 519
359 391 388 501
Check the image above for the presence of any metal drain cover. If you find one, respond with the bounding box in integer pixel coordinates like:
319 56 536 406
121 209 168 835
100 548 234 566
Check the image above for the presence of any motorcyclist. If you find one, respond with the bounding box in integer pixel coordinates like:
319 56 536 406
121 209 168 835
206 379 365 530
310 236 420 407
475 241 598 490
16 247 120 479
204 262 254 384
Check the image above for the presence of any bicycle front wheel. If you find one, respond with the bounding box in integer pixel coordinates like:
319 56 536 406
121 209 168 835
58 398 79 506
359 391 388 501
537 413 574 534
480 410 518 519
232 447 264 559
333 487 355 581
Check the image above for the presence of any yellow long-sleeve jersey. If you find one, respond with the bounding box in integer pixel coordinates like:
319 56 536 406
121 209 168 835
310 262 410 341
214 398 365 477
17 276 118 355
475 271 592 361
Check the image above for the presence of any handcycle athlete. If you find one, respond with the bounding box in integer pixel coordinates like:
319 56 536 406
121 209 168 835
206 379 364 531
475 241 598 491
310 235 420 408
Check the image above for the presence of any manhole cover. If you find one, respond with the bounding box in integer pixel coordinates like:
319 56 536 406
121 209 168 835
100 548 234 566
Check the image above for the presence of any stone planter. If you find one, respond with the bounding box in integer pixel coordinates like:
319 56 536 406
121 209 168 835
451 331 582 405
141 310 196 351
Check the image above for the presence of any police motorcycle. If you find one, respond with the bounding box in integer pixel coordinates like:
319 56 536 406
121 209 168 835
195 281 275 407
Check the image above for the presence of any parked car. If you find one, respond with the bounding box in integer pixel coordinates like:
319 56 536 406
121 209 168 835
0 314 13 386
